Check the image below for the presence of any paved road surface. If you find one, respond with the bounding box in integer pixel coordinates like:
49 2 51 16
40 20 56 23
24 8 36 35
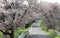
28 22 53 38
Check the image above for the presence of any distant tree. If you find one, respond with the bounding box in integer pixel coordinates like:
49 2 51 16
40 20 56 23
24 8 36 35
41 3 60 31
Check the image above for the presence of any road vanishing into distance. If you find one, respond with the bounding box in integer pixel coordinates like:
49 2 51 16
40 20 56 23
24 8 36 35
28 21 53 38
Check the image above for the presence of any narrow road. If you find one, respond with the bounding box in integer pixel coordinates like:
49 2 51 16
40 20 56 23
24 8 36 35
28 21 53 38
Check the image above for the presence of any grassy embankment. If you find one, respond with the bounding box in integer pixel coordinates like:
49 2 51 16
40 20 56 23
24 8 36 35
39 20 60 38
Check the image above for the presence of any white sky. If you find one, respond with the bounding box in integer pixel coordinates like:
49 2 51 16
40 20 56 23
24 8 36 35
1 0 60 7
37 0 60 3
23 1 29 6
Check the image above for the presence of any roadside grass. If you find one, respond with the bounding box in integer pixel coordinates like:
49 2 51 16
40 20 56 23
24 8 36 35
39 20 60 38
14 28 29 38
47 29 58 37
54 35 60 38
0 28 28 38
39 20 47 32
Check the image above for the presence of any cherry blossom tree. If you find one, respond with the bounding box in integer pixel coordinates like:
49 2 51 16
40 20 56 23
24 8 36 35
0 0 41 38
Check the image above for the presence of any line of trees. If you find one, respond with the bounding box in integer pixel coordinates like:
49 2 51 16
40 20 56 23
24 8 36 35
0 0 60 38
0 0 41 38
40 3 60 31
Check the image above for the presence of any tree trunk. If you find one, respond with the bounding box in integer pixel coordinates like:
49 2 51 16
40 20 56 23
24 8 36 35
10 30 14 38
10 34 14 38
